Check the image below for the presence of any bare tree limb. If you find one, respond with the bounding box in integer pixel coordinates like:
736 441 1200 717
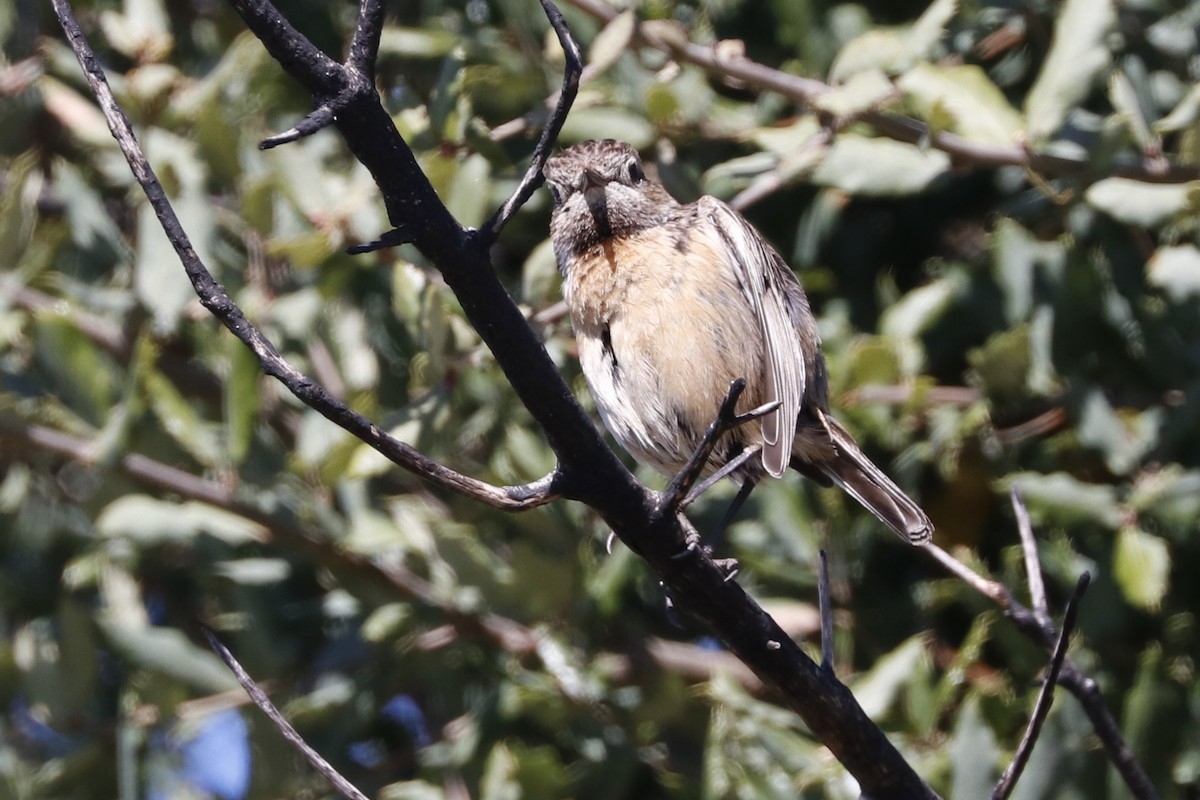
204 629 370 800
992 572 1090 800
480 0 584 243
921 542 1160 800
49 0 559 512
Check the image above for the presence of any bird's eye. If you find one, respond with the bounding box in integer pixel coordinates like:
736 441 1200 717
627 160 644 182
547 183 563 205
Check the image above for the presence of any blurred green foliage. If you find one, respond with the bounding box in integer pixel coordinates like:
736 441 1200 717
2 0 1200 797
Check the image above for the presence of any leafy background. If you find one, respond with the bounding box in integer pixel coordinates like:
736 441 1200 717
2 0 1199 797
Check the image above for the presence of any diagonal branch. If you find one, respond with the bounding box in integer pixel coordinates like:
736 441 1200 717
50 0 559 512
922 542 1160 800
1011 487 1051 624
481 0 584 243
992 572 1091 800
206 629 370 800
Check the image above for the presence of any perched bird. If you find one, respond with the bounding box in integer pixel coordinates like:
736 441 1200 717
543 139 932 544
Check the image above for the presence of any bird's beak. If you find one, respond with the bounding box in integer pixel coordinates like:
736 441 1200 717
579 168 605 191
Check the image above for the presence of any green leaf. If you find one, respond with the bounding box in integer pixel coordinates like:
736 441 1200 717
1024 0 1117 138
814 69 896 118
142 358 224 467
587 11 636 76
810 135 949 196
559 107 655 149
34 316 117 426
1113 526 1171 611
1109 70 1155 150
1154 81 1200 134
379 781 447 800
1085 178 1200 228
829 0 954 83
830 30 907 83
213 558 291 585
223 335 261 466
1129 467 1200 535
98 620 239 694
898 63 1024 146
1076 388 1160 476
851 634 929 719
445 152 492 229
904 0 958 62
378 27 457 59
1005 472 1124 530
950 694 1000 800
1148 244 1200 302
96 495 265 545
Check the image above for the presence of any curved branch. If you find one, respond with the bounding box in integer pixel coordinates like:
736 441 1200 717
50 0 559 512
481 0 584 243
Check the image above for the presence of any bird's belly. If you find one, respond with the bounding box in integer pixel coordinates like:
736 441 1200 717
568 232 766 475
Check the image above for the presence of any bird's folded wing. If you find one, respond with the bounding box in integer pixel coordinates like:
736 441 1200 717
699 197 805 478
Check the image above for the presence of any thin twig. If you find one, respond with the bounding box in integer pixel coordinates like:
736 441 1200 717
481 0 583 242
1011 487 1050 623
922 543 1011 607
992 572 1091 800
921 542 1161 800
655 379 779 515
260 104 336 149
50 0 560 512
818 549 834 674
204 629 370 800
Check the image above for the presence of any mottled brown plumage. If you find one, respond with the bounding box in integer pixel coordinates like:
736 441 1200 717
545 139 932 544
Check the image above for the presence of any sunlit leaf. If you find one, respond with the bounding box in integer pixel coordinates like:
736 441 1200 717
1113 526 1171 611
587 11 636 76
1148 244 1200 302
1085 178 1200 228
1024 0 1117 138
97 495 265 545
851 635 929 719
814 69 896 118
1005 472 1124 529
898 63 1024 145
810 135 949 196
97 621 239 694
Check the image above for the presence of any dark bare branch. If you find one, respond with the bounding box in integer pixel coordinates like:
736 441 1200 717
260 104 337 149
657 379 779 515
922 543 1160 800
205 629 370 800
347 0 385 78
993 572 1090 800
481 0 584 243
50 0 559 512
818 549 834 674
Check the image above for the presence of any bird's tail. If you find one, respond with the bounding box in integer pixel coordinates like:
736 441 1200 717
815 418 933 545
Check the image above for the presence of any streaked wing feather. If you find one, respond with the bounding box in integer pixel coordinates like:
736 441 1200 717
701 197 805 478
